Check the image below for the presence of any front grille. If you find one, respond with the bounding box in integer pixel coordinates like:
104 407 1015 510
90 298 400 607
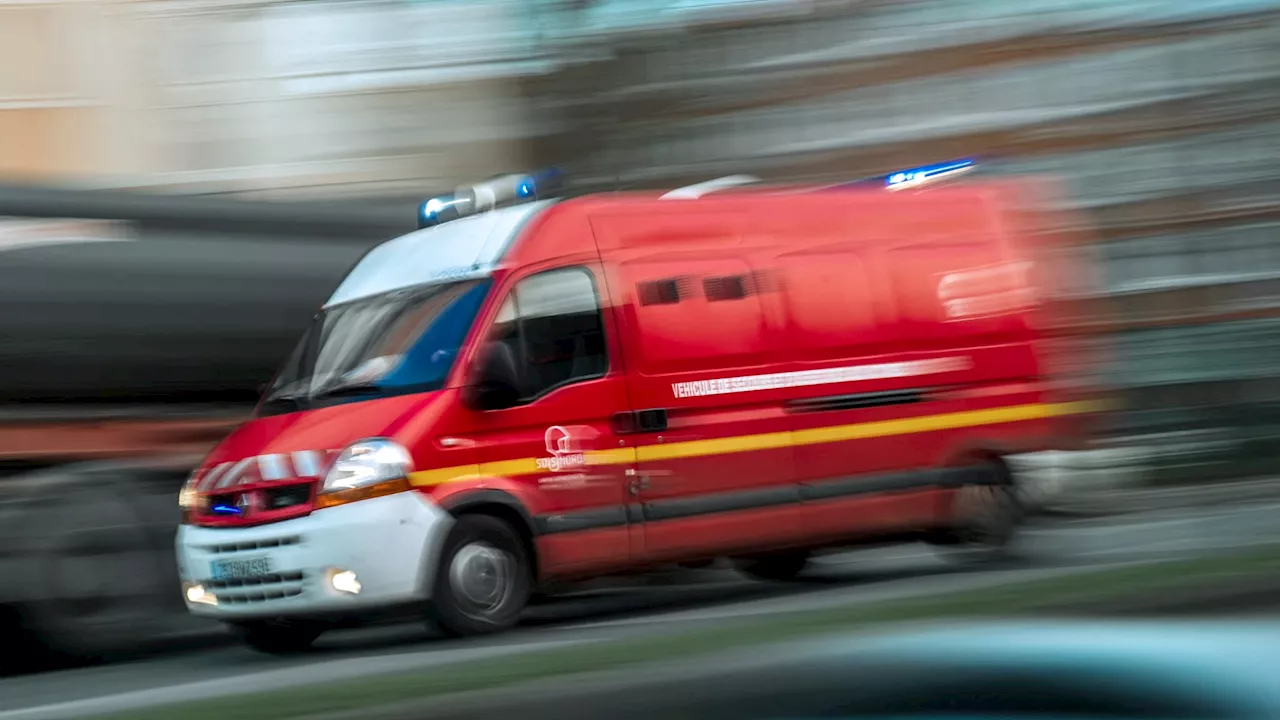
202 536 301 555
208 571 307 605
264 484 312 510
207 571 304 589
201 479 314 524
218 587 305 605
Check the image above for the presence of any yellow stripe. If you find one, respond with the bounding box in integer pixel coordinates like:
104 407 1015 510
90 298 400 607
794 402 1068 448
407 448 638 487
587 447 639 466
407 400 1101 488
481 458 542 477
409 465 481 487
636 430 792 463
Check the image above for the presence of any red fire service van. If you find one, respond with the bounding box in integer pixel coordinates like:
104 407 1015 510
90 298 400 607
176 162 1099 653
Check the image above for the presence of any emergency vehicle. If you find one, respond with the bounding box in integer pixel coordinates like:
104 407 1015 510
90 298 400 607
175 161 1098 653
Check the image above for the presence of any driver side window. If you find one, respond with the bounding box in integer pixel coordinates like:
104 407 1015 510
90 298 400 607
488 266 608 402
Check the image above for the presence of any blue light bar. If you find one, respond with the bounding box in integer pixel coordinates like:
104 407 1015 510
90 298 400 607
211 504 242 516
884 158 974 190
417 167 564 229
418 194 467 229
515 167 564 200
817 158 977 193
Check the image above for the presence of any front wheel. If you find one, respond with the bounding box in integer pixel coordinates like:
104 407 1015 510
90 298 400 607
430 515 531 637
230 620 324 655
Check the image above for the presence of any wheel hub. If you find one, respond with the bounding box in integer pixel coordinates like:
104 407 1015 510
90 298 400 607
448 542 514 616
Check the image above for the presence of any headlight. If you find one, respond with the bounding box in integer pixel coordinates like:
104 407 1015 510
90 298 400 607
320 439 414 501
178 471 202 514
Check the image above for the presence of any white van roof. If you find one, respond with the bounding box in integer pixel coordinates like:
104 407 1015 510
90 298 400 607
324 200 554 308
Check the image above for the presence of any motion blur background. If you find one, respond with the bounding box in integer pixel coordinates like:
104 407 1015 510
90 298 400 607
5 0 1280 713
6 0 1280 487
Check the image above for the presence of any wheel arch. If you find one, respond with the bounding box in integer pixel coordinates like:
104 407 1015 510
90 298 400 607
434 489 541 581
942 440 1016 486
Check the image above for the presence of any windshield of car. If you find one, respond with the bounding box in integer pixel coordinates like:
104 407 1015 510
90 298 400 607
258 277 492 416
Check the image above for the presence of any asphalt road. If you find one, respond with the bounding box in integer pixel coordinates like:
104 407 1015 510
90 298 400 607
3 499 1279 719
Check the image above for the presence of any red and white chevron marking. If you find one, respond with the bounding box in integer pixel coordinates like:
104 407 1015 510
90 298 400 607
196 450 339 491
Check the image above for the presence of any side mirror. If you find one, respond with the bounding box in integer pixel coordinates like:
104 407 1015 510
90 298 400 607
463 341 521 411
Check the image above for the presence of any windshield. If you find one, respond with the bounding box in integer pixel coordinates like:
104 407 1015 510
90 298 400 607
258 277 493 416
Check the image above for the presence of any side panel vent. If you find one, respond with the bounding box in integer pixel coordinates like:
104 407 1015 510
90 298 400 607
638 278 686 306
704 275 751 302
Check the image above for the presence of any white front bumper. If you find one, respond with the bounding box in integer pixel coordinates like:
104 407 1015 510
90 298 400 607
175 491 453 621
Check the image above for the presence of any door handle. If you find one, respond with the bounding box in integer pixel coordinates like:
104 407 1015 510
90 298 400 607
611 409 669 435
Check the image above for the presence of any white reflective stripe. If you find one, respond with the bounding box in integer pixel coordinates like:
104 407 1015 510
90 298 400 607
197 462 232 492
292 450 322 478
258 454 290 481
215 457 255 489
670 356 972 399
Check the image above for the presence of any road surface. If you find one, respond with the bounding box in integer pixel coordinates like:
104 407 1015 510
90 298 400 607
2 499 1278 719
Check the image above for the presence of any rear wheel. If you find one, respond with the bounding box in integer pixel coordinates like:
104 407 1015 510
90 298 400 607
230 620 324 655
734 550 810 581
430 515 531 637
929 459 1023 565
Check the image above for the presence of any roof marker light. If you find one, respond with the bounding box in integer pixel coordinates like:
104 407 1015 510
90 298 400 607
662 175 761 199
884 158 975 191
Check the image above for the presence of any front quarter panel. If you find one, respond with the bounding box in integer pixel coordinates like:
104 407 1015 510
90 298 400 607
417 474 546 580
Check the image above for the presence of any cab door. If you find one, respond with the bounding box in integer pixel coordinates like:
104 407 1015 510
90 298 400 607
465 260 637 577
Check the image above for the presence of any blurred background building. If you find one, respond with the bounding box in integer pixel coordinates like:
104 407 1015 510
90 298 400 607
553 0 1280 489
0 0 568 199
3 0 1280 482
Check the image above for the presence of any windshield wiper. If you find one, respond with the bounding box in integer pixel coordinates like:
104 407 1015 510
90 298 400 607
309 381 382 401
307 356 401 401
259 391 307 413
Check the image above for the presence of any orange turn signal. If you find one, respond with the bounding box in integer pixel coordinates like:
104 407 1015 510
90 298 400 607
315 477 412 510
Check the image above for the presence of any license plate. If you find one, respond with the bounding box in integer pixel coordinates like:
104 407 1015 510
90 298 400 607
210 556 273 581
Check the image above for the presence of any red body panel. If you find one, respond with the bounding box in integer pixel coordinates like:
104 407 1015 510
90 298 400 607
187 180 1092 583
591 218 802 561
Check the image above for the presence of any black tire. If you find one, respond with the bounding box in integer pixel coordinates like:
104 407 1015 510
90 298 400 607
16 474 175 662
430 514 531 637
929 459 1024 566
735 550 810 581
230 620 324 655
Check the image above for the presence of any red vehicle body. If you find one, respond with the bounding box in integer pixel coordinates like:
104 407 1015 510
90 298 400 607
175 175 1096 652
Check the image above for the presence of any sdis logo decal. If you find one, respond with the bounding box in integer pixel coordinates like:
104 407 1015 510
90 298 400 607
536 425 588 472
